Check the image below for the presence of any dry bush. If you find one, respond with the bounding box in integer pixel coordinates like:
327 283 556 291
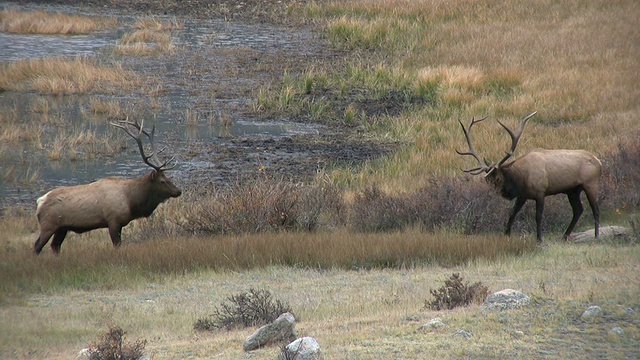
425 273 489 311
348 177 580 237
600 132 640 213
178 176 343 236
194 288 293 331
86 326 147 360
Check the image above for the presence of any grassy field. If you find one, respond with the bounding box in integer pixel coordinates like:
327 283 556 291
1 1 639 359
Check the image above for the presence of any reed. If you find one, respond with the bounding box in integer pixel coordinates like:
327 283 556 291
0 8 116 34
0 57 137 94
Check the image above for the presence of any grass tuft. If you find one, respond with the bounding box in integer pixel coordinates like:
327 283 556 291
0 8 116 34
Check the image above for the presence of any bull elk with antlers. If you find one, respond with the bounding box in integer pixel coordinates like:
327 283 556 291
34 119 181 254
457 111 602 242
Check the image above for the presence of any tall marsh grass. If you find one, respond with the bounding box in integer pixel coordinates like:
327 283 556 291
0 57 137 94
0 8 116 34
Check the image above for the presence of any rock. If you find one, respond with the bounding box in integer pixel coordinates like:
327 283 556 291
482 289 531 311
76 348 90 359
572 226 632 243
608 327 625 336
419 318 446 330
243 312 297 352
454 329 472 339
581 305 603 321
277 337 322 360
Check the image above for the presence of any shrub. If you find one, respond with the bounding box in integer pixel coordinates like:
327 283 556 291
425 273 489 310
194 288 293 331
86 326 147 360
180 176 343 235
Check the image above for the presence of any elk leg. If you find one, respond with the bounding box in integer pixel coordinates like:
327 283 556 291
564 189 584 240
108 223 123 248
34 229 55 255
534 197 545 242
584 187 600 238
50 230 68 254
506 198 527 236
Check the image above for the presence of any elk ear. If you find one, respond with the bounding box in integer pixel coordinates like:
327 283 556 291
150 170 158 180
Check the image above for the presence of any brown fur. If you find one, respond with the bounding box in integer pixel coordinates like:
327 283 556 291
488 148 602 241
34 170 181 254
457 113 602 242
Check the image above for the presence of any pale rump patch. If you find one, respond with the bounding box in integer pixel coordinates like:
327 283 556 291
36 191 51 213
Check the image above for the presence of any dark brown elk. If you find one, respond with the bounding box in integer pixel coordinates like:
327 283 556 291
456 111 602 242
34 119 181 254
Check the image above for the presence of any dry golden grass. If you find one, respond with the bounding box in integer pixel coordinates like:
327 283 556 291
0 8 116 34
133 17 185 31
305 0 640 193
0 57 138 94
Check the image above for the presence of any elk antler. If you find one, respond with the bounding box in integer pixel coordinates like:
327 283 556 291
456 116 491 175
111 118 176 172
496 111 537 167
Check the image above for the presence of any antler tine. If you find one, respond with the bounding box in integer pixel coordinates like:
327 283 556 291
496 111 537 167
111 118 165 172
456 116 491 173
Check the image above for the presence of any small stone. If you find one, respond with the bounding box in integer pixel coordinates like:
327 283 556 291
581 305 602 321
454 329 472 339
608 327 625 336
419 318 446 330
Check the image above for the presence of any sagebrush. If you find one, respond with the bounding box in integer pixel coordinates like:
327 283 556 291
425 273 489 310
194 288 293 331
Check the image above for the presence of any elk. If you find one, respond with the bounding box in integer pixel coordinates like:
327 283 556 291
34 119 182 254
456 111 602 242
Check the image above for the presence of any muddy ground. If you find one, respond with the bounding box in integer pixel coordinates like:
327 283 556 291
2 0 399 199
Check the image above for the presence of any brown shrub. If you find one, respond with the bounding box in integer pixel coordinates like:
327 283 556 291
194 288 293 331
178 175 344 236
87 326 146 360
425 273 489 311
600 132 640 213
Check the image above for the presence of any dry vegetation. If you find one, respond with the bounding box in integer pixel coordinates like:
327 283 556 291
1 0 639 359
0 57 138 94
113 17 181 55
0 8 116 34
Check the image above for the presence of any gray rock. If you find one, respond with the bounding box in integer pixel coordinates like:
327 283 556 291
482 289 531 311
243 312 297 352
277 337 321 360
419 317 446 330
454 329 472 339
572 226 631 243
608 327 625 336
581 305 602 321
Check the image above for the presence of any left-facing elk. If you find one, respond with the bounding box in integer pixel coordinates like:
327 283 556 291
456 111 602 242
34 119 182 255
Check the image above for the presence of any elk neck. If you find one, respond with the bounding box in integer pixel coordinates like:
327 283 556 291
486 165 522 200
127 170 167 219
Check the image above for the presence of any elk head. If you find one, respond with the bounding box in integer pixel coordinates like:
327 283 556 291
456 112 537 199
111 118 182 199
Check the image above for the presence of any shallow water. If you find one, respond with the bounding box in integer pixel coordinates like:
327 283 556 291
0 3 324 207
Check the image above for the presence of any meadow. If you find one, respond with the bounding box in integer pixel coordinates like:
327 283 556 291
1 1 639 359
